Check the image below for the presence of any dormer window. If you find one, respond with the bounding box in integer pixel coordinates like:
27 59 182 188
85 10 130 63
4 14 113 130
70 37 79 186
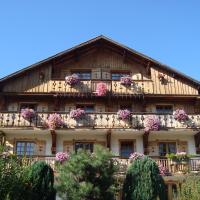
72 70 91 80
111 71 130 80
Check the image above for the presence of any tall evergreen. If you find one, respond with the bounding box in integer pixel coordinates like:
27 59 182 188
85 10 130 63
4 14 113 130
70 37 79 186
122 157 167 200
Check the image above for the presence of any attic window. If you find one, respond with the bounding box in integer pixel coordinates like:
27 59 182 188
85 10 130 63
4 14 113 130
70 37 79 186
111 71 130 80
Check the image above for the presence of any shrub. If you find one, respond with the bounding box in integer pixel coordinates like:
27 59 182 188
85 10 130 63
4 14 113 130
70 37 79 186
175 176 200 200
122 157 167 200
56 145 118 200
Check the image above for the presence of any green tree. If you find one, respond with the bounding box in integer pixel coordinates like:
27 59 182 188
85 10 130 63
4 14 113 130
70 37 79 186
56 145 118 200
122 157 167 200
175 176 200 200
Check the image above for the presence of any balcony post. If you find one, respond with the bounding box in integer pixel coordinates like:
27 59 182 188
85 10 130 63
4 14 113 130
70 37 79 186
106 129 111 150
194 131 200 154
143 132 149 155
50 130 57 154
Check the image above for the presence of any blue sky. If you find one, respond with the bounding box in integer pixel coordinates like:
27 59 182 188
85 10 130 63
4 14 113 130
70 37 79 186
0 1 200 81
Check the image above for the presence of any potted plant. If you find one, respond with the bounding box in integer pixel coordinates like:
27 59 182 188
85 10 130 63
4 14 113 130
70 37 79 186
120 75 133 86
65 74 80 86
21 108 36 121
173 109 188 123
129 152 145 163
166 153 177 164
55 152 69 164
117 109 131 120
70 108 85 120
46 113 64 130
95 82 107 96
176 152 189 164
144 115 160 133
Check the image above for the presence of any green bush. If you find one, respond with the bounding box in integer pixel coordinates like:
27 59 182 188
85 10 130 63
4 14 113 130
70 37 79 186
175 176 200 200
122 157 167 200
56 145 118 200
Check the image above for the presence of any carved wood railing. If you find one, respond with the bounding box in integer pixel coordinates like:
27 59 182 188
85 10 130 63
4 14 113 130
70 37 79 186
49 79 154 95
0 112 200 129
19 155 200 174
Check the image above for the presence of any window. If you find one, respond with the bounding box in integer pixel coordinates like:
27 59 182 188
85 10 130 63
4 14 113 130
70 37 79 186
120 105 132 112
75 142 93 152
20 103 37 111
159 142 176 156
16 141 35 156
120 141 134 158
156 105 173 114
73 71 91 80
111 72 130 80
76 105 95 112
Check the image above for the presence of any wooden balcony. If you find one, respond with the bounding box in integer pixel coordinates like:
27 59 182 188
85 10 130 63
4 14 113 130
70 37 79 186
0 112 200 129
47 79 153 96
19 155 200 175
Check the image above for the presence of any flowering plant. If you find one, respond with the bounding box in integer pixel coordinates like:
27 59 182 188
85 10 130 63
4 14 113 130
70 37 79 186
117 109 131 120
158 164 169 176
173 109 188 122
65 74 80 86
46 113 64 130
95 82 107 96
176 152 189 162
158 73 165 81
56 152 69 163
21 108 36 120
70 108 85 120
144 115 160 133
120 75 132 86
129 152 145 162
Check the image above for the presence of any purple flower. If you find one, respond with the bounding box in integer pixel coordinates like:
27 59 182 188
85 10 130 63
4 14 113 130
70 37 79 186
158 164 169 176
65 74 80 86
95 82 107 96
70 108 85 120
129 152 145 162
120 75 132 86
21 108 35 120
56 152 69 163
117 109 131 120
46 113 64 130
173 109 188 122
144 115 160 133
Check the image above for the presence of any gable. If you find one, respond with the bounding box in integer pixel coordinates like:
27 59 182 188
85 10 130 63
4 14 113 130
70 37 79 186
0 35 199 95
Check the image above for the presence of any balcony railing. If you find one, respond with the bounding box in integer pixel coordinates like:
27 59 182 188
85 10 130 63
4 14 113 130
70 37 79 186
0 112 200 129
50 79 154 95
19 156 200 174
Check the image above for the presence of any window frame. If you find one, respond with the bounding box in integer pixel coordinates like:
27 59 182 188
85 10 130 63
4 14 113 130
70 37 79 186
158 142 177 157
119 140 135 158
76 104 95 113
71 70 92 80
19 102 38 111
74 141 94 153
155 104 173 114
111 71 130 81
15 141 36 156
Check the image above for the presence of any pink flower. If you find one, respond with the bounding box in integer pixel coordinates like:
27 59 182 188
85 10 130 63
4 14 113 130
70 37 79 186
129 152 145 161
46 113 64 130
173 109 188 122
144 115 160 133
120 75 132 86
70 108 85 120
21 108 35 120
117 109 131 120
95 82 107 96
65 74 80 86
158 164 168 176
56 152 69 163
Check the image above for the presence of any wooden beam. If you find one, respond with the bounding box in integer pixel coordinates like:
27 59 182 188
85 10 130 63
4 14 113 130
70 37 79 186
106 129 111 150
143 132 149 155
194 132 200 154
50 130 57 154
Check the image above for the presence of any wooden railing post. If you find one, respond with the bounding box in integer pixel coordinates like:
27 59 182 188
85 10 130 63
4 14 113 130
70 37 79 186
50 130 57 154
106 129 111 150
143 132 149 155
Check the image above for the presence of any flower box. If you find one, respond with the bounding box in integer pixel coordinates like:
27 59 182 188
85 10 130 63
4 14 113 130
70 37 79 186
70 108 85 120
65 74 80 86
117 109 131 120
120 75 132 86
21 108 36 120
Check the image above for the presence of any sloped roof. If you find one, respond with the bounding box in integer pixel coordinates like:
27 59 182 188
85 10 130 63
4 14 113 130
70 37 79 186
0 35 199 86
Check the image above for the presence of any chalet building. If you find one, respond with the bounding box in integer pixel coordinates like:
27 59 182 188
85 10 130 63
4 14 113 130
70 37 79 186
0 35 200 199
